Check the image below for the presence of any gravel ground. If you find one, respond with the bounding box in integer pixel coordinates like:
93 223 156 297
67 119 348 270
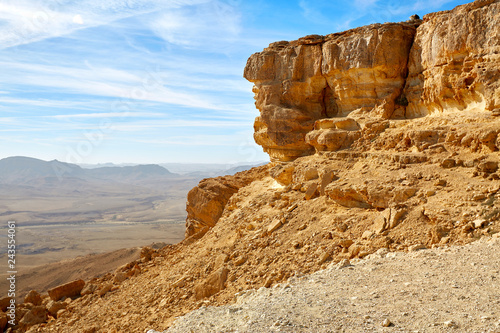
148 236 500 333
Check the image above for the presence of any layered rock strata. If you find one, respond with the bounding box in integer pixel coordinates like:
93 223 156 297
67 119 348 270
245 0 500 162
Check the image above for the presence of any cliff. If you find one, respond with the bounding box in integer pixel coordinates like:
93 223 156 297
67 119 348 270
8 1 500 332
244 0 499 161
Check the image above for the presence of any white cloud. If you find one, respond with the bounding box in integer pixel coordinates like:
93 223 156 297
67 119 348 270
0 0 209 49
148 1 242 51
72 14 84 25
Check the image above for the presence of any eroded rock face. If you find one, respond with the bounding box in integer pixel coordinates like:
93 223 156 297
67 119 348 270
405 0 500 117
245 0 500 162
244 23 418 161
185 165 268 237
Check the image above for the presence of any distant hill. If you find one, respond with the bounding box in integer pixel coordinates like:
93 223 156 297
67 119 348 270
87 164 175 181
214 162 268 176
0 156 176 185
161 161 269 177
0 156 84 184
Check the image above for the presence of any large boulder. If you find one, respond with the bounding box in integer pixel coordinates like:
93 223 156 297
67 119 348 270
47 279 85 301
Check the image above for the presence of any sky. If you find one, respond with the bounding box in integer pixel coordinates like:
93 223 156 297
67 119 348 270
0 0 471 164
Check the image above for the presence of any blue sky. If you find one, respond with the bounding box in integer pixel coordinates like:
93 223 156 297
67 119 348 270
0 0 471 164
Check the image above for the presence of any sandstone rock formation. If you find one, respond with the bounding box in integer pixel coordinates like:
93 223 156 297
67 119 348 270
405 0 500 117
245 0 500 162
244 23 418 161
185 165 268 237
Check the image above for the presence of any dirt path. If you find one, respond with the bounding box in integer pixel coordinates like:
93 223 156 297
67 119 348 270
161 236 500 333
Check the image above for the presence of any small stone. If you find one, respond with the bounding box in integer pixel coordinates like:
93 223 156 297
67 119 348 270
473 193 486 201
267 218 283 234
304 182 318 200
375 248 389 257
46 300 66 317
140 246 155 262
426 190 436 197
318 251 331 264
444 320 458 328
297 223 307 231
113 271 126 284
339 239 354 248
287 203 298 212
24 290 42 306
80 283 97 296
382 318 392 327
373 210 389 234
441 158 456 168
477 161 498 173
194 267 230 300
173 277 187 288
336 259 351 269
264 278 274 288
320 170 337 195
335 222 348 232
303 167 319 181
408 244 426 251
362 230 374 239
20 305 48 327
473 219 487 229
434 179 447 187
233 256 247 266
97 283 113 297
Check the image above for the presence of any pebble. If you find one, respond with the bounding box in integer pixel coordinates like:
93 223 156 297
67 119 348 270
382 318 392 327
444 320 458 328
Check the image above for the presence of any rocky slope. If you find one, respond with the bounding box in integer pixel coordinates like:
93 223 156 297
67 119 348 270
165 236 500 332
3 1 500 332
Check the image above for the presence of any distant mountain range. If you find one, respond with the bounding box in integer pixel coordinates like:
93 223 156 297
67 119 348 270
0 156 268 186
0 156 175 185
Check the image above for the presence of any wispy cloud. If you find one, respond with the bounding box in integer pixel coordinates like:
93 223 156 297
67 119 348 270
0 0 209 49
46 112 164 120
147 1 241 52
0 60 233 111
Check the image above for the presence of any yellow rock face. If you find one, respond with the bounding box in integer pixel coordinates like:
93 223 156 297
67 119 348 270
244 24 418 161
245 0 500 162
405 0 500 117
